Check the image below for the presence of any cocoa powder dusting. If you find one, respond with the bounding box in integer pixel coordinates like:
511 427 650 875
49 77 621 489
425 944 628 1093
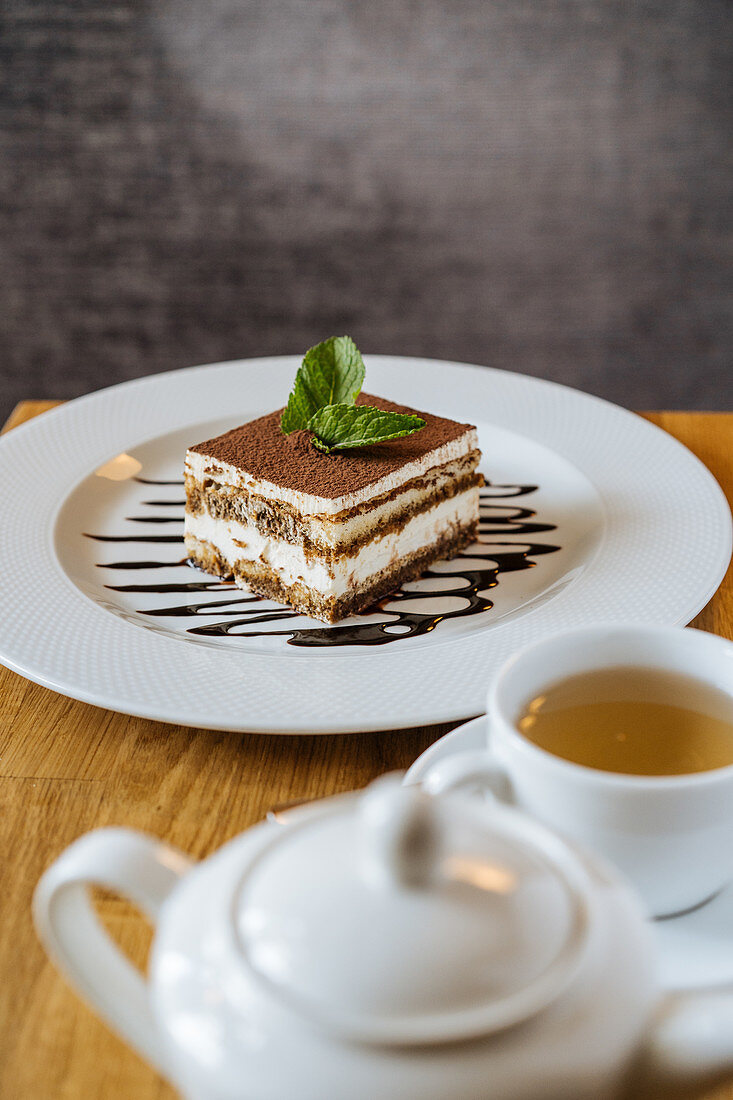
188 393 476 498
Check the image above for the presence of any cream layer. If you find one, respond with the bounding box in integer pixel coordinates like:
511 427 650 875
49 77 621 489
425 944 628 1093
190 459 477 549
185 487 479 597
185 426 477 516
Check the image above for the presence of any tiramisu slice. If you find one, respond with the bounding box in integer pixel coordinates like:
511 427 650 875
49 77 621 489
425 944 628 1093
184 393 482 624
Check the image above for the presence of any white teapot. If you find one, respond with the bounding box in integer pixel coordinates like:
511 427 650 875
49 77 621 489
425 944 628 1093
34 775 733 1099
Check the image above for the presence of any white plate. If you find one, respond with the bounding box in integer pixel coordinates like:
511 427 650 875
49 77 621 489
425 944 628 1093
0 356 730 733
405 717 733 993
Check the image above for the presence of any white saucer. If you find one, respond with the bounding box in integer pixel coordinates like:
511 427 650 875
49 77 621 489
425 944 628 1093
405 716 733 994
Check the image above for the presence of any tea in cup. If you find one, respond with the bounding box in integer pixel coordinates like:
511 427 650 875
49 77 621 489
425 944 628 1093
423 625 733 917
518 665 733 777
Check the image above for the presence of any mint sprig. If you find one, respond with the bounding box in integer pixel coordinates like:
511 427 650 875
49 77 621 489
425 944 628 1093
281 335 425 452
281 336 365 433
308 404 426 453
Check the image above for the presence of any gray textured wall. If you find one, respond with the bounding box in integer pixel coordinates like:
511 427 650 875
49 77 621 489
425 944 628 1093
1 0 731 423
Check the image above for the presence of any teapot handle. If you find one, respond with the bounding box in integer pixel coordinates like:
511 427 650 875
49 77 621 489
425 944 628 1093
33 828 192 1077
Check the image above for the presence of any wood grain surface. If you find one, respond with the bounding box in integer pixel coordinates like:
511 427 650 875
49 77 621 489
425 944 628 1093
1 402 732 1099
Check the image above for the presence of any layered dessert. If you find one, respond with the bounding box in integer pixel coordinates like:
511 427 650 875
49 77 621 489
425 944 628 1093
184 393 482 623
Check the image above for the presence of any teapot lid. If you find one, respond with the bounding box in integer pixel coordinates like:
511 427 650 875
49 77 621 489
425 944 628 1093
232 776 596 1045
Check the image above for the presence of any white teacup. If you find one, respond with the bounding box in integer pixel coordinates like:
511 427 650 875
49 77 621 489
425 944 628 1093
423 625 733 918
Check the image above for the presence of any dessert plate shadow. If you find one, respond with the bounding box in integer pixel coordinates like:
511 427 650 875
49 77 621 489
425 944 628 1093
405 717 733 993
0 356 730 733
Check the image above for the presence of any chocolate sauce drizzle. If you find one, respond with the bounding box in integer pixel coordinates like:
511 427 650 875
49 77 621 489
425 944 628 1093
125 516 184 524
87 477 560 648
85 533 183 543
133 477 185 486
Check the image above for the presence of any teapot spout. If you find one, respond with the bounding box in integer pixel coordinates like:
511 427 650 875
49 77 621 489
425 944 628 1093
632 990 733 1098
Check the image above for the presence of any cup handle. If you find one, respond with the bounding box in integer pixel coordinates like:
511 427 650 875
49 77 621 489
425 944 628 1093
421 746 514 804
33 828 192 1076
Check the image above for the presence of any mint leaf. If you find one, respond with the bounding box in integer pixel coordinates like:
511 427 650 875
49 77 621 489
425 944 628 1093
281 336 365 433
308 404 425 453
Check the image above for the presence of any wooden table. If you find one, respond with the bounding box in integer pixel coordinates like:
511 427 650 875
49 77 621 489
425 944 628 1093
1 402 732 1100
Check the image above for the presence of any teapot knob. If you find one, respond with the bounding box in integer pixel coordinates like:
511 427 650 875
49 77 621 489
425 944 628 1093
360 774 440 889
